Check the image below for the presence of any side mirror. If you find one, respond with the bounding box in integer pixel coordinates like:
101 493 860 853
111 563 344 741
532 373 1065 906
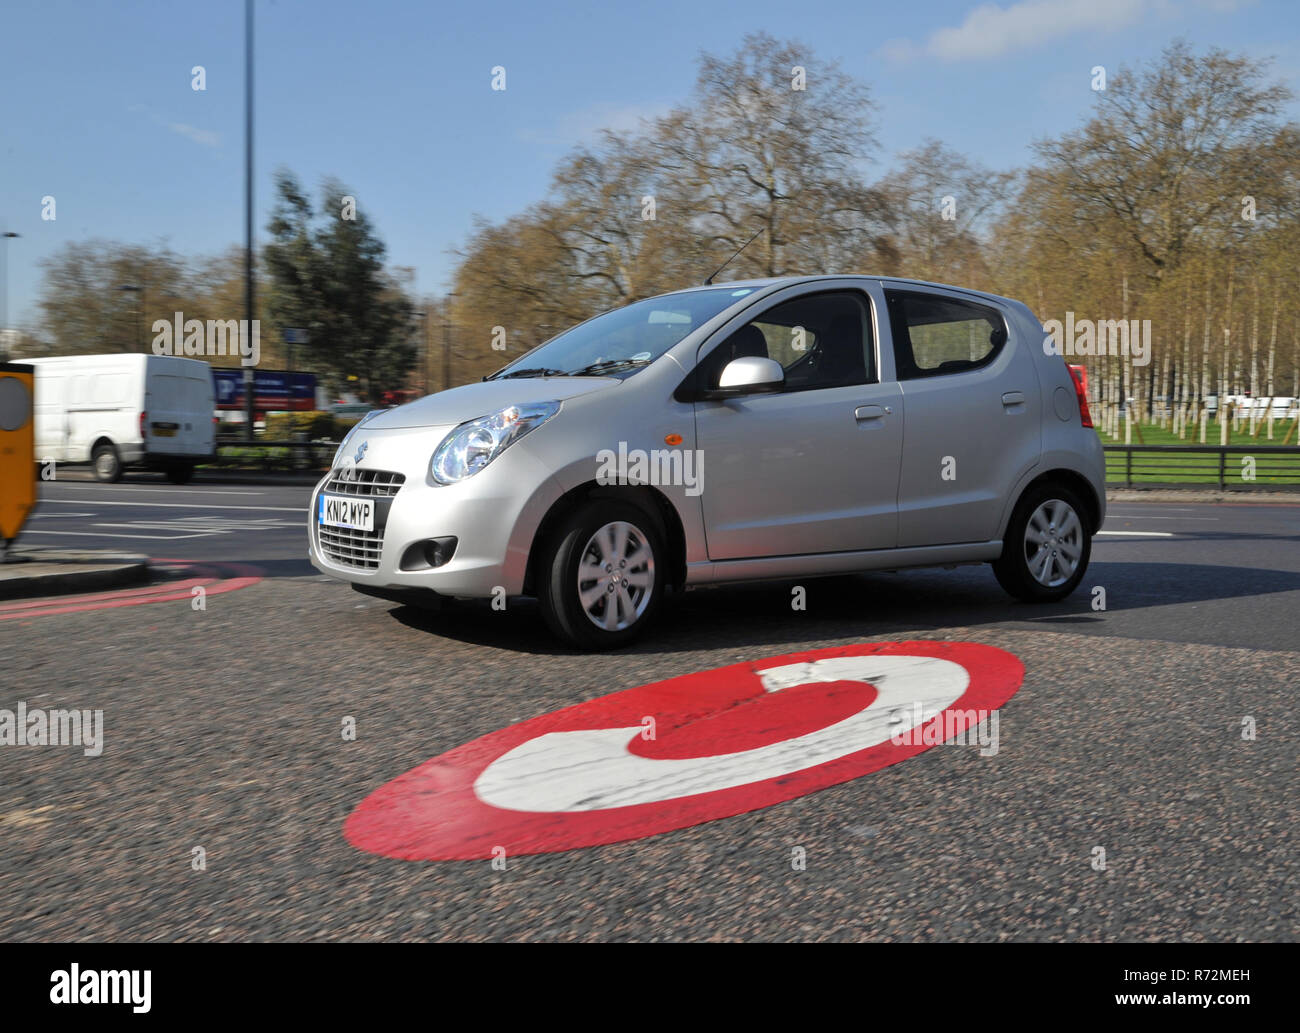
707 356 784 398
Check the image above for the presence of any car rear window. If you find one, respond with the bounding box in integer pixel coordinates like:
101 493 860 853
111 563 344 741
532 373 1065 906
885 290 1008 379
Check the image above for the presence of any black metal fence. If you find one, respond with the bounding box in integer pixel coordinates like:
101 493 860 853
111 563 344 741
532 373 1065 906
1104 444 1300 490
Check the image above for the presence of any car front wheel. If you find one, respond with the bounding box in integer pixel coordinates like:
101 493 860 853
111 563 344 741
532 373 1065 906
993 483 1091 603
537 500 665 649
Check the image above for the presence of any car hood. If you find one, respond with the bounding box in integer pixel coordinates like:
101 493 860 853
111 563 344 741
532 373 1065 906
362 377 618 430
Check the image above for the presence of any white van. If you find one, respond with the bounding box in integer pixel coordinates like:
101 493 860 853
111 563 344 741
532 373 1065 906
26 354 215 483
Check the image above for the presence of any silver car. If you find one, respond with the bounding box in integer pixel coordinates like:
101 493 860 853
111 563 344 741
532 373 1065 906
310 276 1105 648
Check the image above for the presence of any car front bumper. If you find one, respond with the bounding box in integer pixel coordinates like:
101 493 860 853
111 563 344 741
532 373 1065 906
307 425 563 598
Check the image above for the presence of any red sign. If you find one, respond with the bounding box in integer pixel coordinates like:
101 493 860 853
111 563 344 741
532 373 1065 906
345 641 1024 860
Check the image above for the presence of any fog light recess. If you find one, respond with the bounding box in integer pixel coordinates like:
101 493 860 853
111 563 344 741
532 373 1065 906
399 536 458 571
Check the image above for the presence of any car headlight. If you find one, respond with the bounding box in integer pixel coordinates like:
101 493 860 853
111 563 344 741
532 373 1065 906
431 402 560 484
334 410 381 466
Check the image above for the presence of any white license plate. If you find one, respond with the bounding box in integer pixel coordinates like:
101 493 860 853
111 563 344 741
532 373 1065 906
318 494 374 532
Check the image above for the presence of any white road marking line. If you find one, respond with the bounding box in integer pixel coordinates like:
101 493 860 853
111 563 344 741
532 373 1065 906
93 523 233 534
25 512 304 541
44 487 268 496
39 499 301 512
1104 514 1219 521
21 529 214 540
27 512 96 518
1096 530 1174 537
94 520 300 533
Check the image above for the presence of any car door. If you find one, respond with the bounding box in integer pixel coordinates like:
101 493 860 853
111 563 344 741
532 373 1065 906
692 287 903 561
883 286 1041 547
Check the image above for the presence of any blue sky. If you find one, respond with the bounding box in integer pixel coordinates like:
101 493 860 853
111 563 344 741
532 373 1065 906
1 0 1296 330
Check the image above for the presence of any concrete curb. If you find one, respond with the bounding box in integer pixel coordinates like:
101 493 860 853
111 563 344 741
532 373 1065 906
0 548 151 601
195 470 325 486
1107 489 1300 504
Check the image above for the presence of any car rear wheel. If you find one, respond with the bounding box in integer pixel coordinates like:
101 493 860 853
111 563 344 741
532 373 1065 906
993 482 1091 603
537 500 665 649
92 443 122 483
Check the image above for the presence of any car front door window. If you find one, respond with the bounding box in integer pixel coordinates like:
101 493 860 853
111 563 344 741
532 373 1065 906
701 291 875 392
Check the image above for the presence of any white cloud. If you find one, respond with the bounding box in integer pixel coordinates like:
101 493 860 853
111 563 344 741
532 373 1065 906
882 0 1152 62
167 122 220 148
129 105 220 148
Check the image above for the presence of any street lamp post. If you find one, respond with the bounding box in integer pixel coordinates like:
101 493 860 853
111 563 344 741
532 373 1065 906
1 232 19 352
443 293 458 393
410 309 429 395
117 284 143 350
243 0 256 441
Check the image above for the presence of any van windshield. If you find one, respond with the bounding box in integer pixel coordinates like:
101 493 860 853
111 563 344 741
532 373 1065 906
486 287 754 380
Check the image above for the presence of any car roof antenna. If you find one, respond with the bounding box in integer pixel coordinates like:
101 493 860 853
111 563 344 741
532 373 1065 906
704 227 765 285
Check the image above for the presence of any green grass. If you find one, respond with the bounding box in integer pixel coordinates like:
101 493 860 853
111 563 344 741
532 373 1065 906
1097 418 1298 447
1097 419 1300 486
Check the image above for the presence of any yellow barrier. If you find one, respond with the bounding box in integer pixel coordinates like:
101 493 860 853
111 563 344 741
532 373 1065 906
0 362 36 547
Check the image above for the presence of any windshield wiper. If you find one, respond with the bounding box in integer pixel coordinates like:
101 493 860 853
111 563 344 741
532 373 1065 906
488 366 570 380
568 357 653 377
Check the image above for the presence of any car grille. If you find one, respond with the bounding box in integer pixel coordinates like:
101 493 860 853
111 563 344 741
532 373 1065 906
318 525 384 570
323 468 405 497
317 468 404 570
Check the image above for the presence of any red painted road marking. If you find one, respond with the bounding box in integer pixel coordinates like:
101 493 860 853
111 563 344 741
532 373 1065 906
0 577 217 612
0 560 262 620
345 640 1024 861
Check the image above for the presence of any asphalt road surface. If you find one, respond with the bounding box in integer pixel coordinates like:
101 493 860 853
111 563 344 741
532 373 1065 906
20 470 312 567
2 474 1296 941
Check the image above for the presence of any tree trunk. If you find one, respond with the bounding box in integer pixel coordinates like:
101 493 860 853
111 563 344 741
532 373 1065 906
1265 286 1278 439
1248 280 1259 436
1199 269 1212 443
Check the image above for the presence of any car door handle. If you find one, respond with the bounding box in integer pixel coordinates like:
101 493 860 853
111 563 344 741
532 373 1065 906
855 405 889 420
1001 391 1025 407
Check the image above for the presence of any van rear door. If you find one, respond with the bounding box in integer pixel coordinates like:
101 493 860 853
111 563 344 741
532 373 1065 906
145 359 215 458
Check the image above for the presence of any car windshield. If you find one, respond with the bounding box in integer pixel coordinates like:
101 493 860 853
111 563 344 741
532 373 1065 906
487 287 755 379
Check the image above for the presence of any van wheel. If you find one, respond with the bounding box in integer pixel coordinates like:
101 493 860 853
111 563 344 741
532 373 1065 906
92 443 122 483
165 462 195 485
537 500 665 650
993 482 1091 603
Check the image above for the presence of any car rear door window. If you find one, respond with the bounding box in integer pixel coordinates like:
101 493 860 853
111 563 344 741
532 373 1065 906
885 289 1007 380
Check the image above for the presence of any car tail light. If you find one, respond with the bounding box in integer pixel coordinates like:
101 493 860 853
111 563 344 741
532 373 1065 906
1068 365 1093 428
140 411 147 437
